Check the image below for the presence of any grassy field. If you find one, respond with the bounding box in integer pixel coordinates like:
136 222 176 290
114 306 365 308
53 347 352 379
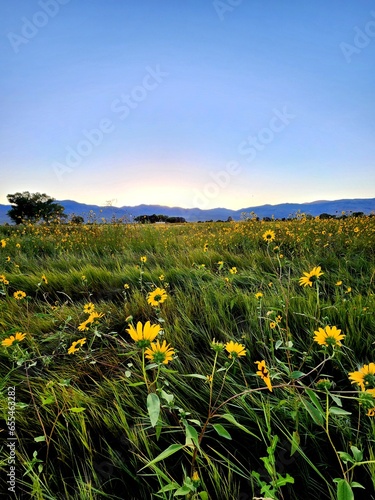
0 215 375 500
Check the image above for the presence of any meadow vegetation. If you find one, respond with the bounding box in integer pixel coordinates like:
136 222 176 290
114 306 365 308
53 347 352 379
0 215 375 499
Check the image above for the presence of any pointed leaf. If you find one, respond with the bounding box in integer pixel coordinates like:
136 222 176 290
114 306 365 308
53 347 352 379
212 423 232 440
350 446 363 462
351 482 365 489
147 393 160 427
329 393 342 407
220 413 260 440
174 484 194 496
184 423 199 448
329 407 351 416
139 444 184 471
290 371 305 379
291 430 300 456
69 407 86 413
306 388 324 414
336 479 354 500
302 400 324 426
338 451 354 464
157 482 180 493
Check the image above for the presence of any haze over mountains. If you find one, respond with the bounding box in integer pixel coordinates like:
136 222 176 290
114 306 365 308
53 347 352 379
0 198 374 224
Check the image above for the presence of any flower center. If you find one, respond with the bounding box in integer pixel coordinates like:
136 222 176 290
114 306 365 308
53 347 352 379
364 374 375 387
152 352 166 364
325 336 338 346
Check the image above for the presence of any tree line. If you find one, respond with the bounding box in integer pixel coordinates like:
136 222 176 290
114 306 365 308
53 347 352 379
4 191 372 225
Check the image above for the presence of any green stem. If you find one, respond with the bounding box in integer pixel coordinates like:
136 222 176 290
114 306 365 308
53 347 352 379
141 349 149 392
325 391 346 480
208 352 218 413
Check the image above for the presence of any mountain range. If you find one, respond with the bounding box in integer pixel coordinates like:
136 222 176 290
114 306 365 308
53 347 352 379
0 198 374 224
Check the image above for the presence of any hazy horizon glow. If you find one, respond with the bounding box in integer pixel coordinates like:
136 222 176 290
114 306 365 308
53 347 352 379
1 1 374 210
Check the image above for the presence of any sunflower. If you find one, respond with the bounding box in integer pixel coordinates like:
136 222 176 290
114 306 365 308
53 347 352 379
145 340 175 365
83 302 95 314
299 266 324 287
78 311 104 331
255 292 263 299
147 287 168 307
313 325 345 347
229 267 237 274
348 363 375 392
126 320 161 348
13 290 26 300
255 360 273 392
68 338 86 355
140 256 147 263
225 341 247 359
41 274 48 284
2 332 27 347
262 230 275 242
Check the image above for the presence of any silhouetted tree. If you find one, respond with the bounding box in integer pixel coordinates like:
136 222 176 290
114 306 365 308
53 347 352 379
7 192 66 224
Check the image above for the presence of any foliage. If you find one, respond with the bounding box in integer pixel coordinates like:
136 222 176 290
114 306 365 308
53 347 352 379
0 215 375 499
7 191 66 225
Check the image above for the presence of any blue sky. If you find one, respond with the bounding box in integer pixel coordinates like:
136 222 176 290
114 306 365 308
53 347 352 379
1 0 374 210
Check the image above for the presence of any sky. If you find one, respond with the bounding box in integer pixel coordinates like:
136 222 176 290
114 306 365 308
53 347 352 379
1 0 374 210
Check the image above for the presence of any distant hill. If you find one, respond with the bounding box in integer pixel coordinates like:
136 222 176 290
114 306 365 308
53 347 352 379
0 198 374 224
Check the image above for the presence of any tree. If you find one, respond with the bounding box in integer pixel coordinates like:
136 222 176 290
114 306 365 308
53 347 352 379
7 192 66 224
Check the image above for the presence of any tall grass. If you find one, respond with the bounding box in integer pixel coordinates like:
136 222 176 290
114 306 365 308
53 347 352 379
0 216 374 499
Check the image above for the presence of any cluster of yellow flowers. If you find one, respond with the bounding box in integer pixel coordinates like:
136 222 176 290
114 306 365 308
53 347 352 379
127 321 175 364
78 303 104 331
68 338 86 355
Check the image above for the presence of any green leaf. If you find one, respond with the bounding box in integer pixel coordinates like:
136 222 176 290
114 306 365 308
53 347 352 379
184 423 199 448
351 481 365 489
275 340 283 349
41 395 55 406
58 379 71 387
181 374 208 380
157 482 180 493
338 452 354 464
306 388 324 414
147 393 160 428
188 419 201 426
146 363 159 370
336 479 354 500
274 472 294 487
212 423 232 440
199 493 209 500
139 444 184 471
160 390 174 404
329 407 351 416
69 407 86 413
16 402 29 410
155 421 163 441
302 400 324 426
220 413 260 440
329 393 342 407
350 446 363 462
174 484 194 496
34 436 45 442
290 371 305 379
291 430 300 456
